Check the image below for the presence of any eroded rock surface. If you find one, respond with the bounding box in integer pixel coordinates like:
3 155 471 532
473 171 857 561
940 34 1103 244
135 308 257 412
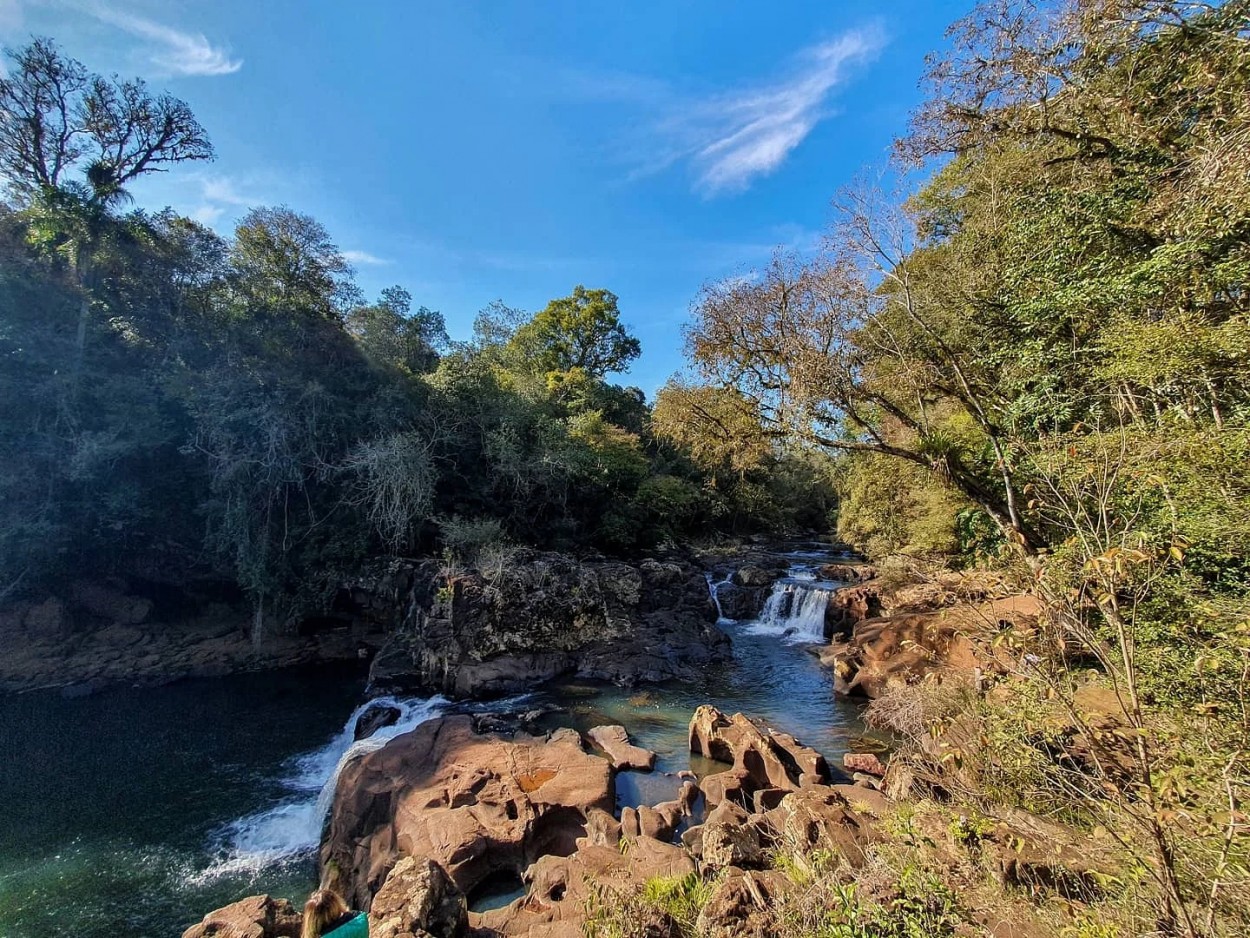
180 895 301 938
321 714 613 909
365 552 729 699
821 594 1042 698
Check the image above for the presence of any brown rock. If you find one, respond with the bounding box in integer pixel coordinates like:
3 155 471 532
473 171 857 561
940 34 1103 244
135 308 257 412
829 595 1043 698
843 752 886 777
702 821 763 869
369 856 467 938
321 715 613 908
759 787 879 867
696 869 790 938
689 706 830 806
474 838 695 937
638 802 682 842
587 724 657 771
180 895 301 938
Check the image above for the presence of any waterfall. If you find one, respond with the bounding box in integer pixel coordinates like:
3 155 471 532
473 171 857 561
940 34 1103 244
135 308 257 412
705 572 734 623
193 695 446 881
748 580 833 643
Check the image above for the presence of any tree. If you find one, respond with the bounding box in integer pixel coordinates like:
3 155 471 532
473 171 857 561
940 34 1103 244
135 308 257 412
508 285 640 378
345 286 448 373
0 38 213 206
230 206 358 318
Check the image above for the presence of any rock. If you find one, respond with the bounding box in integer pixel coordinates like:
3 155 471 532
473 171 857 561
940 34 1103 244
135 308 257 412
475 837 695 937
715 582 769 621
732 566 784 588
819 562 877 583
843 752 886 777
322 715 613 908
365 552 730 699
678 780 699 816
696 869 790 938
638 801 682 842
702 820 763 869
353 703 403 741
181 895 301 938
587 725 657 771
620 806 641 839
369 857 467 938
852 772 883 790
578 807 622 848
71 580 152 624
758 787 879 867
689 706 832 806
827 595 1042 698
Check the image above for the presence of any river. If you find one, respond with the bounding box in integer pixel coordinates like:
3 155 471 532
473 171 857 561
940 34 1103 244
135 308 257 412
0 542 871 937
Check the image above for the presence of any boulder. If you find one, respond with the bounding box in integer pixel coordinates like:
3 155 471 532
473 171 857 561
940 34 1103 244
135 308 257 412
586 725 657 771
322 715 613 909
696 869 790 938
843 752 886 777
369 857 467 938
353 702 402 741
689 706 831 806
181 895 301 938
732 566 785 589
474 837 695 937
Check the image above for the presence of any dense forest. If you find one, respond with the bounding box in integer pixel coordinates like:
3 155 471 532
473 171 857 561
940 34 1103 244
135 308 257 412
0 38 837 636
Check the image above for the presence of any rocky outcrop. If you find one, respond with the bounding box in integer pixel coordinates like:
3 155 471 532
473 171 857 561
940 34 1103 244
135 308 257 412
353 702 401 741
0 602 374 694
369 857 467 938
321 715 614 909
180 895 301 938
820 594 1043 698
586 724 657 771
689 705 834 808
365 552 729 699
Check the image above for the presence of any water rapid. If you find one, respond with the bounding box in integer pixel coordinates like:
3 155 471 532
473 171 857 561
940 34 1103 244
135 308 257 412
196 694 447 882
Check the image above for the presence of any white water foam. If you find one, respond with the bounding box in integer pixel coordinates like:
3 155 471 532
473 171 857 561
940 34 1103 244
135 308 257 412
704 572 736 623
744 579 834 644
193 695 447 883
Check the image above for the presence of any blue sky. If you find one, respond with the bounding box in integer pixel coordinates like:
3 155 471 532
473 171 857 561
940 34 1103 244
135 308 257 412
1 0 965 393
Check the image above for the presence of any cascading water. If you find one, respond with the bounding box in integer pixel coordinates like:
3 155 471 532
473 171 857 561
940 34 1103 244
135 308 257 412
195 694 446 881
754 581 834 641
704 572 735 623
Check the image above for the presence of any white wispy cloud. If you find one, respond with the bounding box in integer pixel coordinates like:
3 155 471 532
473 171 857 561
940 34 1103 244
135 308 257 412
184 174 258 226
80 2 241 76
618 27 885 196
343 249 390 266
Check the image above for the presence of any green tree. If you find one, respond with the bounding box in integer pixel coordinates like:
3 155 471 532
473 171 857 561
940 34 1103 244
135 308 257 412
507 285 640 378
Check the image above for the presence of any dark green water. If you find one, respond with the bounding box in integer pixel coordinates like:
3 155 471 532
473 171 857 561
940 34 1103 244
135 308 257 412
0 665 368 938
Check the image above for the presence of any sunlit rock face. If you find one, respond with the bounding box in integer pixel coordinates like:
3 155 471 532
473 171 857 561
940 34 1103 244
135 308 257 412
320 714 614 910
